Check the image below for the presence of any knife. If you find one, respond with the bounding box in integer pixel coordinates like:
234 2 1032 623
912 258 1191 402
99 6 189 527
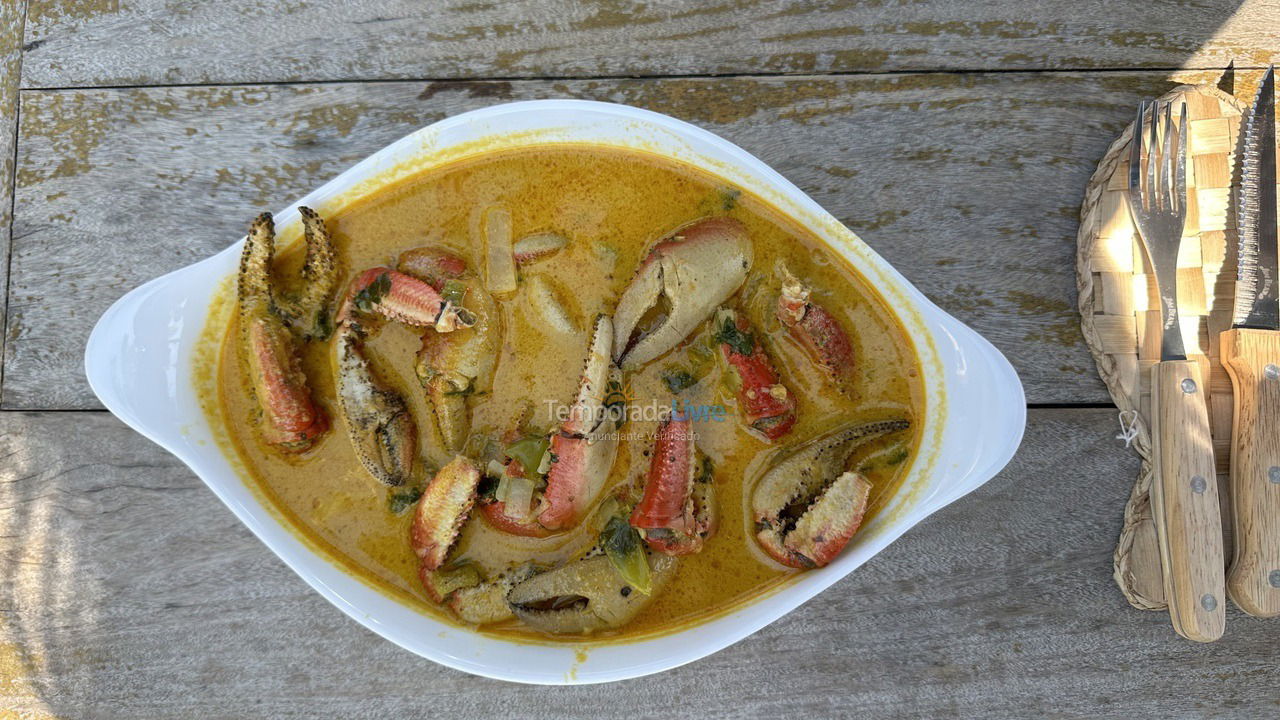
1130 100 1226 642
1223 66 1280 618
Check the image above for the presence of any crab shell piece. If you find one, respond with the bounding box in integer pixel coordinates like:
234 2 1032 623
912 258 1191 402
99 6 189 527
399 249 500 452
718 310 797 440
752 419 909 568
612 217 753 368
237 211 333 452
630 414 717 556
333 326 417 486
411 456 482 571
538 315 622 531
337 267 476 332
777 266 855 386
508 553 677 635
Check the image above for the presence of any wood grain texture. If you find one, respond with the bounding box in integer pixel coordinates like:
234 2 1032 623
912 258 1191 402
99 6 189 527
16 0 1280 88
1 409 1278 718
0 1 24 391
1149 360 1225 641
9 70 1242 410
1221 328 1280 617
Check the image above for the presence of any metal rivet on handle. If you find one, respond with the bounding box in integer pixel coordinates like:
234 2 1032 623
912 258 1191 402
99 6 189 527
1270 467 1280 484
1270 571 1280 589
1266 364 1280 380
1201 594 1218 611
1181 378 1198 393
1190 475 1207 494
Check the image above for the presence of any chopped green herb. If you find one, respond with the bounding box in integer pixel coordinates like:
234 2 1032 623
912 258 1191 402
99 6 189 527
601 516 652 595
885 447 910 466
695 455 715 484
440 278 468 306
353 272 392 314
604 379 628 428
661 367 698 393
714 314 756 356
719 186 741 211
388 487 423 514
506 436 550 476
311 308 334 341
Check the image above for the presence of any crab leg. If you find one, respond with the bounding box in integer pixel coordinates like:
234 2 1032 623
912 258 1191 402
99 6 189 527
715 308 796 440
410 456 482 570
613 217 753 367
629 414 717 556
337 267 476 332
237 212 329 452
538 315 621 531
332 265 477 486
398 248 499 452
777 265 855 386
752 419 909 568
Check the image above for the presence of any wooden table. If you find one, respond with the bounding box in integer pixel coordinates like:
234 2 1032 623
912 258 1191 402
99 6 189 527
2 2 1278 717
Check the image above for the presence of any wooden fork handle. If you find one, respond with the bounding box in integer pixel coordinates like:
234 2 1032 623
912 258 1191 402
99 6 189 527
1221 329 1280 618
1150 360 1226 642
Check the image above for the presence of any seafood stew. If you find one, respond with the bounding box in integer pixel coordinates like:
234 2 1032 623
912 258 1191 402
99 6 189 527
211 145 923 640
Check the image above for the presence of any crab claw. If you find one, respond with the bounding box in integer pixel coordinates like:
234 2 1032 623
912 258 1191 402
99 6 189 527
274 207 339 340
337 267 476 332
244 317 329 449
753 419 909 568
777 265 855 386
629 414 718 556
333 326 417 485
410 456 482 571
613 217 752 367
238 212 330 452
538 315 621 531
399 249 500 452
715 308 796 440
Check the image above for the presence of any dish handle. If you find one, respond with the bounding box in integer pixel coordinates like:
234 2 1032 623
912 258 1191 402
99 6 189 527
84 249 235 455
919 311 1026 513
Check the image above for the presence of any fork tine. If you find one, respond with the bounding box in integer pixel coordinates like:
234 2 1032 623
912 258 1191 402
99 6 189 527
1175 101 1187 217
1161 102 1176 212
1152 99 1162 210
1129 100 1145 196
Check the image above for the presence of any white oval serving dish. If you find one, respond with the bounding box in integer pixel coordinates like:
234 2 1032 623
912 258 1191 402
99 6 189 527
84 99 1025 685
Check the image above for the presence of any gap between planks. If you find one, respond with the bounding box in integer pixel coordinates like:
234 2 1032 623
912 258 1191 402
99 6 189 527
12 65 1265 94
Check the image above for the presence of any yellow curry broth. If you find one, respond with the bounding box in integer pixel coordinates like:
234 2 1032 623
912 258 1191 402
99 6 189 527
214 145 922 641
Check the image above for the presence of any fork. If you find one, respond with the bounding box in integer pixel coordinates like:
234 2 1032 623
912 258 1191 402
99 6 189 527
1127 99 1226 642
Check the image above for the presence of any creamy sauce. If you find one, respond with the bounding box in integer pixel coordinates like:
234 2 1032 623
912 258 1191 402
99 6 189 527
211 145 923 642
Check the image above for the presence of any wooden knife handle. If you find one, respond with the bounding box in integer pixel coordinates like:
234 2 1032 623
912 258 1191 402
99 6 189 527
1221 328 1280 618
1150 360 1226 642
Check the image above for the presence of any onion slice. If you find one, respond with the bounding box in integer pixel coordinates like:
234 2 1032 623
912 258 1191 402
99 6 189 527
483 208 517 297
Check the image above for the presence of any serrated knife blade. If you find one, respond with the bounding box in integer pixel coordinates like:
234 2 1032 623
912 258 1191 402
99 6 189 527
1235 66 1279 330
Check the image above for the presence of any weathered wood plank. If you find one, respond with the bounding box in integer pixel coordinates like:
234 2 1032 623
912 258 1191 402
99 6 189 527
10 71 1238 409
17 0 1280 88
1 409 1276 717
0 2 24 393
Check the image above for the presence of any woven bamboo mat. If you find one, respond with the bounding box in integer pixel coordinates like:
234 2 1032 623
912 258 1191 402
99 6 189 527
1077 84 1246 611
